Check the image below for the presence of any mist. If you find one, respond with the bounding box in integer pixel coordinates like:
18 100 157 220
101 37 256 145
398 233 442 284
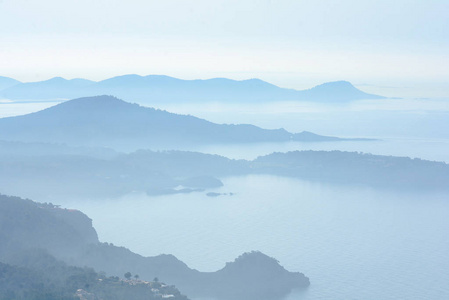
1 82 449 300
1 1 448 299
56 175 449 300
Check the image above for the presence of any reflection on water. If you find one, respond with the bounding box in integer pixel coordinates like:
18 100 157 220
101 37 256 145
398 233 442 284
59 175 449 300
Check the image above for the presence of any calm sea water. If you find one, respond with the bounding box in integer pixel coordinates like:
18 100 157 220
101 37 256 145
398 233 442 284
3 99 449 299
59 176 449 300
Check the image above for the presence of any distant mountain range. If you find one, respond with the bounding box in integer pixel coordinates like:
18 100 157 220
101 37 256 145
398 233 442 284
0 75 385 103
0 76 21 91
0 95 357 149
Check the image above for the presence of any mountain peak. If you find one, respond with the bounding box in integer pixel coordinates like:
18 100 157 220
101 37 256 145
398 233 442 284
0 76 21 82
303 80 385 101
45 76 67 82
0 75 385 102
0 95 340 149
310 80 355 90
0 76 21 90
46 95 138 112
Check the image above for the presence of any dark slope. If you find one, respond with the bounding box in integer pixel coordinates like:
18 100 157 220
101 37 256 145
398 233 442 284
0 95 342 148
0 194 309 299
0 196 188 300
0 74 385 102
0 259 188 300
0 195 98 259
0 76 21 91
78 245 309 300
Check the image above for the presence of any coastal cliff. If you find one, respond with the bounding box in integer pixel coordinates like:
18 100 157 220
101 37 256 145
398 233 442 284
0 194 309 299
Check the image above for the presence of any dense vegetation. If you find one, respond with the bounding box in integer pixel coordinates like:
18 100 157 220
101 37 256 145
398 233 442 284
0 194 309 299
0 194 189 300
0 259 187 300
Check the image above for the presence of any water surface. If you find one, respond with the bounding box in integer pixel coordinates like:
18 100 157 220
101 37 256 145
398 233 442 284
59 175 449 300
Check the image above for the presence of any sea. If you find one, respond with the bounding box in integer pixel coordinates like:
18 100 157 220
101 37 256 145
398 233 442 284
2 97 449 299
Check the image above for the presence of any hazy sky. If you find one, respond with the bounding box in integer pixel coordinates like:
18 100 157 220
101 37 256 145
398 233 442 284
0 0 448 97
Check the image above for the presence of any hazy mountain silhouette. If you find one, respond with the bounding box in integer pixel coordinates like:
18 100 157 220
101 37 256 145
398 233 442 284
0 140 118 158
91 75 289 102
0 74 385 102
1 143 447 202
0 76 21 91
0 95 347 149
300 80 382 102
0 77 94 100
253 150 449 190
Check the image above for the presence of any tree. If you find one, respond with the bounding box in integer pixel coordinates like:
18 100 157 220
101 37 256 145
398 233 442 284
124 272 132 280
153 277 159 282
134 274 139 280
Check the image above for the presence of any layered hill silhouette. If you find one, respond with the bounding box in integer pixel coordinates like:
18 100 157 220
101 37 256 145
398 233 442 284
0 74 385 103
1 141 448 202
0 77 93 100
0 194 310 300
0 95 348 149
0 76 21 91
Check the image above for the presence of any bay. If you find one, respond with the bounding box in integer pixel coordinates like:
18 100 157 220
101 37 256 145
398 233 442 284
3 98 449 299
59 175 449 300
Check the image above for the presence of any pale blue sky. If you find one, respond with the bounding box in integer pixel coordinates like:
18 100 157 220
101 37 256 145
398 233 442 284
0 0 448 97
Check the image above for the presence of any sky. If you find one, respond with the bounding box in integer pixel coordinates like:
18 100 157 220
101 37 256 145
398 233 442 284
0 0 448 97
